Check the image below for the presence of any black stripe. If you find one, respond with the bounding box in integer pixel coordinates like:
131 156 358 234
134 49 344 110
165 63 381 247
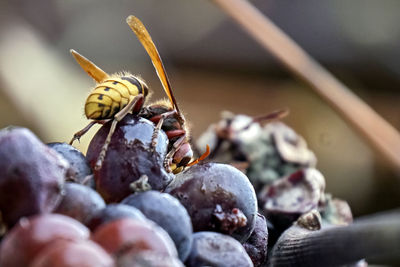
113 106 120 114
121 76 142 94
103 108 111 117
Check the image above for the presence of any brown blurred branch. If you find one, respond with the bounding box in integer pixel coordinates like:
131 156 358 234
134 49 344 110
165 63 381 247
212 0 400 171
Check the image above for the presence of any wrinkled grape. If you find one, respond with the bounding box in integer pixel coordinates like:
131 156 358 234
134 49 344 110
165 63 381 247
243 213 268 266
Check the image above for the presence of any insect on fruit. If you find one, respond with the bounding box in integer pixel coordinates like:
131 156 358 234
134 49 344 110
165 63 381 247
70 15 209 172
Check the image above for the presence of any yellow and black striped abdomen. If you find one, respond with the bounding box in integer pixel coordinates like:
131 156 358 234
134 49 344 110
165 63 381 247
85 76 147 120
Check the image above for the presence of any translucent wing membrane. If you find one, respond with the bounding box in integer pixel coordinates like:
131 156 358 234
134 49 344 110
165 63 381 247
70 49 109 83
126 15 180 114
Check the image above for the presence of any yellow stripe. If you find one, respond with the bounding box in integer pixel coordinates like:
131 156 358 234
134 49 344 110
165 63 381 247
93 86 125 103
102 79 130 98
120 97 128 108
101 106 112 118
86 93 113 106
85 103 103 119
111 101 120 115
117 78 140 96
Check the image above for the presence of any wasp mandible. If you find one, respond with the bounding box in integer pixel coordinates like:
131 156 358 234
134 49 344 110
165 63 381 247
70 15 209 172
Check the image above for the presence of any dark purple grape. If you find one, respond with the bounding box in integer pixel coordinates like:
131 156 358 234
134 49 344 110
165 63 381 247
122 191 193 261
243 213 269 266
186 231 253 267
165 162 257 242
86 115 174 203
30 239 115 267
87 204 146 232
92 218 177 258
0 214 89 267
0 127 67 228
47 142 93 186
54 182 105 225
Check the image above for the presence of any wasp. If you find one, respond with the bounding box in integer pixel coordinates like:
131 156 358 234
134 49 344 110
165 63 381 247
70 15 209 172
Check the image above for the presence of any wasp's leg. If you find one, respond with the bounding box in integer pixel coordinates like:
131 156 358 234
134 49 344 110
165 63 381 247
148 110 177 124
187 145 210 167
95 94 144 170
163 134 187 173
70 121 101 145
150 116 165 151
149 109 182 150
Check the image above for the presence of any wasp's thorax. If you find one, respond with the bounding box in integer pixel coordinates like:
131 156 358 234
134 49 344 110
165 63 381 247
85 75 149 120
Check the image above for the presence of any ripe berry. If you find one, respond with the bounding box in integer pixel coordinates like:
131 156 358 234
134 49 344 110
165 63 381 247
0 127 67 228
186 231 253 267
165 163 257 243
54 182 106 225
122 191 193 261
87 204 146 232
243 213 269 266
47 142 92 185
29 239 114 267
117 251 184 267
92 218 177 258
0 214 89 267
86 115 174 202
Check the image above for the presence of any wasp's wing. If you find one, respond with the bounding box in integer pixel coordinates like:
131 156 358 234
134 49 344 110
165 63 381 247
70 49 109 83
126 15 180 113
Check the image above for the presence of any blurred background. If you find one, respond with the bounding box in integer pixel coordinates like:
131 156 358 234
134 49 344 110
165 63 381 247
0 0 399 217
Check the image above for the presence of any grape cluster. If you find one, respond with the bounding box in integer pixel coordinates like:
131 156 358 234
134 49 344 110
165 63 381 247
0 112 353 266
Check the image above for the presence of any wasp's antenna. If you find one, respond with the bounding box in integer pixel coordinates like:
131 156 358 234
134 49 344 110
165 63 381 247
187 145 210 167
